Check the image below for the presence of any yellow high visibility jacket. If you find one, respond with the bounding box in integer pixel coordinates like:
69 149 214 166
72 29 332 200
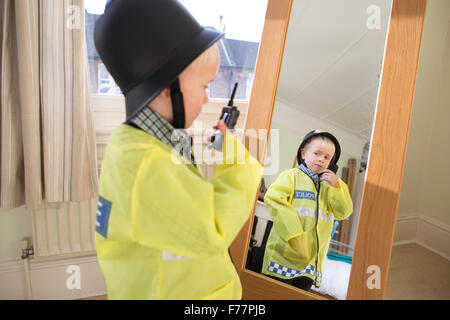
261 167 353 287
95 124 262 299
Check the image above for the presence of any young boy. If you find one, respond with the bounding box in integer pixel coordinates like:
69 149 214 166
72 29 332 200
261 130 353 291
94 0 262 299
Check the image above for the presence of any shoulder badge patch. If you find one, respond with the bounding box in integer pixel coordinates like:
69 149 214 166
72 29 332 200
96 196 112 238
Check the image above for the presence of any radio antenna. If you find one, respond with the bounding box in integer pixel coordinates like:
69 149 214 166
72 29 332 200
228 82 239 106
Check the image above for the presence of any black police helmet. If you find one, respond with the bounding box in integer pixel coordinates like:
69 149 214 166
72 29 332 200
94 0 224 127
297 130 341 174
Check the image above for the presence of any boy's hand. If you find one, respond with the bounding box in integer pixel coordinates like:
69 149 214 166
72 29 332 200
208 120 229 150
320 169 339 188
213 120 228 137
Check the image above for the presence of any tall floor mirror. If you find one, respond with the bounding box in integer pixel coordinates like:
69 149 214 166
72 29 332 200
230 0 427 299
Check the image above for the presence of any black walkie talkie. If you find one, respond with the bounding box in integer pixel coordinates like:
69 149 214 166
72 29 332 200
209 82 240 151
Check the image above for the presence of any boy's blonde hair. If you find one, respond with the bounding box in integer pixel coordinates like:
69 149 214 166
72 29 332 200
303 136 335 153
185 43 220 73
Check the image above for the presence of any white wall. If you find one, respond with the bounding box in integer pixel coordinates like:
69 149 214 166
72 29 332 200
0 206 32 261
398 0 450 227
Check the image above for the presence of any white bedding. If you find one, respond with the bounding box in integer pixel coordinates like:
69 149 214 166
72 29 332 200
311 257 352 300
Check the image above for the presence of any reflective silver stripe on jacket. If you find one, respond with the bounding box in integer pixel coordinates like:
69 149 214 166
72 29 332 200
295 207 334 224
161 251 191 261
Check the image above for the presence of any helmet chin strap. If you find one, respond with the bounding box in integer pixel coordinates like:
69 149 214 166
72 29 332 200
170 78 186 129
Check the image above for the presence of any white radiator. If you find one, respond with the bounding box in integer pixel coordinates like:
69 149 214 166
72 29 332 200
31 198 97 257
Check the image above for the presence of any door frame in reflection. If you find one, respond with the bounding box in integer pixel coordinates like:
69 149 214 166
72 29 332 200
229 0 428 300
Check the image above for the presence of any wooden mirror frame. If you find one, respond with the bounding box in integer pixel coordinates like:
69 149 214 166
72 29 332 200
229 0 428 300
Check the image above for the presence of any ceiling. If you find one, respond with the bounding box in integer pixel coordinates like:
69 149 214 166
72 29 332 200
275 0 392 142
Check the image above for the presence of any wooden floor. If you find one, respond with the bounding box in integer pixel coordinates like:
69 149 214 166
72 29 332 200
80 295 107 300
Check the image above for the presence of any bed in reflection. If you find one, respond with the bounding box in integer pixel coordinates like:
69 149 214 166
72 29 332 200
246 201 354 300
313 239 353 300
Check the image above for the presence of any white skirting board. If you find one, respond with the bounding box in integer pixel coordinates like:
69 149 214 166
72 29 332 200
0 253 106 300
394 214 450 260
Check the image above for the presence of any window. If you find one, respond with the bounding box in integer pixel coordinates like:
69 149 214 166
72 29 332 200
84 0 267 100
85 1 121 96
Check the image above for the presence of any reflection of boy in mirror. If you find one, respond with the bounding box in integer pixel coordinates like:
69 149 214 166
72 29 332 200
261 130 353 291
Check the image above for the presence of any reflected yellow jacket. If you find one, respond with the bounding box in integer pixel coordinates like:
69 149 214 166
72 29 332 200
95 124 262 299
262 167 353 287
